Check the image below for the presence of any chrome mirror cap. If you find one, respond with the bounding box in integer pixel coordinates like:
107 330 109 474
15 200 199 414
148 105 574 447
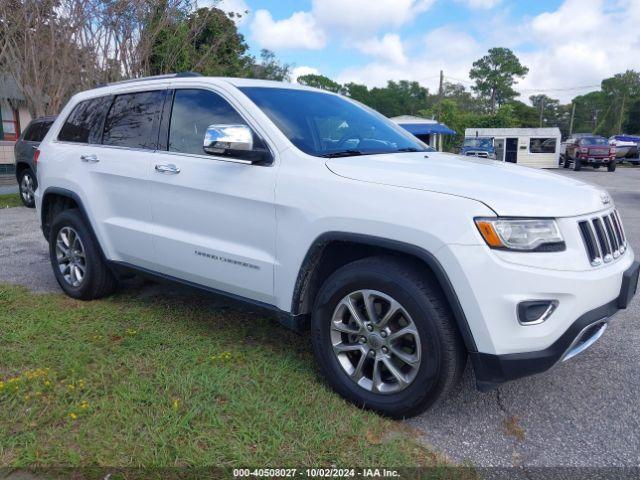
204 124 253 154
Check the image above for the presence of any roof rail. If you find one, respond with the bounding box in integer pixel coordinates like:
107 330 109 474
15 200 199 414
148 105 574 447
96 72 202 88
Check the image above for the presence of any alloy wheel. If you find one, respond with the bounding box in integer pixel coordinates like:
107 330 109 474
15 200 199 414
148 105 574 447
55 226 87 287
330 289 421 394
20 173 35 204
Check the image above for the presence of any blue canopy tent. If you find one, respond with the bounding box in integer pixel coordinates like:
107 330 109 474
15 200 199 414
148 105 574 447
390 115 456 151
397 122 456 136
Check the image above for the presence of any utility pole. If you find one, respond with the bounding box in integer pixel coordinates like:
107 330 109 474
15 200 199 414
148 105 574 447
569 102 576 136
436 69 444 151
539 98 545 127
617 94 626 134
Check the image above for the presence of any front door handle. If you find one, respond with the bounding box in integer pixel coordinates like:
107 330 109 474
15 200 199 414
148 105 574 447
155 163 180 174
80 154 99 163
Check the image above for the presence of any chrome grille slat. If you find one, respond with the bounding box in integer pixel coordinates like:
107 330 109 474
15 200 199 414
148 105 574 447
578 209 626 267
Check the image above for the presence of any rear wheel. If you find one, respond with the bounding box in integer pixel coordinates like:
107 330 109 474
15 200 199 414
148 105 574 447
18 168 37 208
563 156 570 168
49 209 117 300
311 256 466 418
608 160 617 172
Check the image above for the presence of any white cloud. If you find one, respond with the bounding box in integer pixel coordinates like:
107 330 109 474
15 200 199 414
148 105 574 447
248 0 436 52
292 66 321 82
250 10 327 50
355 34 408 65
338 0 640 103
515 0 640 102
312 0 435 35
455 0 502 9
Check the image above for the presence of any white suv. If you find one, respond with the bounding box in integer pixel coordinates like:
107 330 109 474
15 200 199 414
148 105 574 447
35 74 639 418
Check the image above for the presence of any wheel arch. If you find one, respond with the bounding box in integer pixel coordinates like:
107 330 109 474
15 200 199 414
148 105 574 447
41 187 99 250
291 232 477 353
15 161 32 181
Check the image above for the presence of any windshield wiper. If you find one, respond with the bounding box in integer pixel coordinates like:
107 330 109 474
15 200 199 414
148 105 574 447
320 150 365 158
395 147 420 152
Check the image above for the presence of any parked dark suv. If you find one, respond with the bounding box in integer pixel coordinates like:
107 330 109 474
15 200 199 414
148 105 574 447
563 136 616 172
14 116 56 207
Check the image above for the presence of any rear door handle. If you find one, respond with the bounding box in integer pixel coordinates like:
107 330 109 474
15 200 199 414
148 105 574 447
80 154 99 163
155 163 180 174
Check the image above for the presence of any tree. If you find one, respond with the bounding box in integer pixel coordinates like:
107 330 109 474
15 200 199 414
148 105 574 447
529 94 561 127
469 47 529 113
297 74 343 93
601 70 640 134
251 49 292 81
148 6 253 77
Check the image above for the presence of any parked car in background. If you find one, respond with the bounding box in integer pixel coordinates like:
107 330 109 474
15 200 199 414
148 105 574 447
563 136 616 171
34 75 638 418
14 116 56 207
460 136 496 159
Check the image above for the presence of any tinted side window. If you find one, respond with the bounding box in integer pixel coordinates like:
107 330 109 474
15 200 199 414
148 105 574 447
58 96 112 143
22 123 40 142
29 121 54 142
168 89 245 155
103 91 164 150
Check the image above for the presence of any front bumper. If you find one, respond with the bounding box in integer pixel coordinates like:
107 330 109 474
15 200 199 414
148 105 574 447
471 260 639 390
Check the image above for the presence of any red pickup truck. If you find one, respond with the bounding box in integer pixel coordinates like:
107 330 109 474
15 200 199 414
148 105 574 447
563 136 616 171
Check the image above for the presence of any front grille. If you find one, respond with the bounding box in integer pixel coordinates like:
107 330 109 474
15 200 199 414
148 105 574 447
465 151 489 158
578 210 627 266
590 148 609 156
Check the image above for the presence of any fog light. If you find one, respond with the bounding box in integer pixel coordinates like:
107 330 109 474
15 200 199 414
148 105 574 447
517 300 558 325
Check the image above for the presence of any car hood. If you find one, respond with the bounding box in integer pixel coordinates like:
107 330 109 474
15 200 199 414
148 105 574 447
325 152 610 217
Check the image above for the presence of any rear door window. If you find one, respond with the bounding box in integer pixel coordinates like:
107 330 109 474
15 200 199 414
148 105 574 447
103 90 165 150
58 96 112 144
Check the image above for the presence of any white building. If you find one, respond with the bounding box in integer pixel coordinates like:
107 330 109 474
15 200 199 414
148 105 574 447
0 74 32 175
464 127 561 169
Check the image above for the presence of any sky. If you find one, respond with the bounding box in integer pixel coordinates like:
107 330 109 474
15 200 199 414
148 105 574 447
211 0 640 104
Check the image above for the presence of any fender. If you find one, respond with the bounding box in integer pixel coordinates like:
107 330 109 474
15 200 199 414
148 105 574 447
40 187 106 260
291 232 478 353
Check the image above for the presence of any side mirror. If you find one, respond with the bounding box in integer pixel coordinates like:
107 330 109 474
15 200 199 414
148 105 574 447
204 124 253 154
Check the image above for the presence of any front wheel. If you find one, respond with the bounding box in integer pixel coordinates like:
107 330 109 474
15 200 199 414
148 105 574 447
311 256 466 418
573 158 582 171
18 168 37 208
608 160 617 172
563 156 570 168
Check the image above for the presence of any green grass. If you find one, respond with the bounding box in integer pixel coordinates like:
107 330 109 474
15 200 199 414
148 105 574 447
0 284 450 471
0 192 21 208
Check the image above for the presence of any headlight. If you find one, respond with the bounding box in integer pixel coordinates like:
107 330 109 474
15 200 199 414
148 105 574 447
475 218 565 251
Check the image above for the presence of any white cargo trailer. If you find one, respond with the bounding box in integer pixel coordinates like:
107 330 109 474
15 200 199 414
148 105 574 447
464 127 561 169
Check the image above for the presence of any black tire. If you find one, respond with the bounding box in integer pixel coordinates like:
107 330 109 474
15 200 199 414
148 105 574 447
563 156 570 168
608 160 616 172
49 209 117 300
311 256 466 418
593 165 600 169
573 157 582 171
18 168 37 208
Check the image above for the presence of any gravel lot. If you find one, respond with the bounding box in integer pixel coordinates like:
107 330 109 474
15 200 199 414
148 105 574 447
0 167 638 468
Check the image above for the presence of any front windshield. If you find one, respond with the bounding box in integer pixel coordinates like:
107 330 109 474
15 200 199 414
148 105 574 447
463 137 493 149
239 87 431 157
581 137 608 146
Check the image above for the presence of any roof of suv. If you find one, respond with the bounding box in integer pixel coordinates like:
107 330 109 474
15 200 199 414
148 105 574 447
91 75 310 94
